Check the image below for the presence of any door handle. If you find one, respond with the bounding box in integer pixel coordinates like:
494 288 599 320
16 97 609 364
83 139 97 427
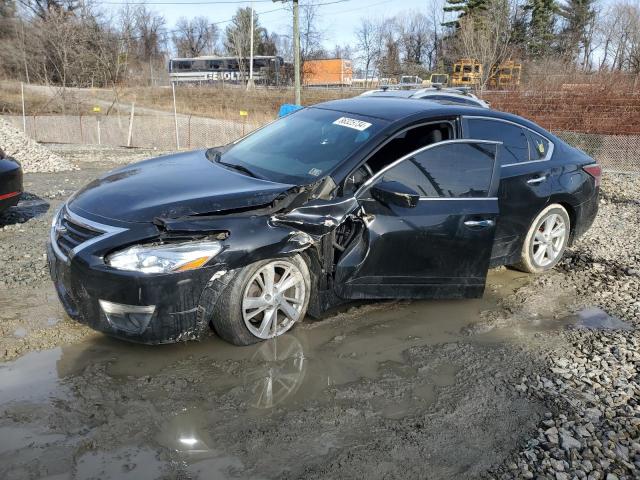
464 219 495 228
527 175 548 185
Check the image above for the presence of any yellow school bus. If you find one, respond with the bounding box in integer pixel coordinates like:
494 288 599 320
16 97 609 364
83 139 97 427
451 59 482 87
489 60 522 88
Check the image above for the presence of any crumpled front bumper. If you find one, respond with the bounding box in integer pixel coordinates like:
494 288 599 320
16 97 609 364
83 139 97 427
46 241 231 344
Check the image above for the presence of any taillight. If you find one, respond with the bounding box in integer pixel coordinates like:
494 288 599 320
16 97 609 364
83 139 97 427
583 164 601 187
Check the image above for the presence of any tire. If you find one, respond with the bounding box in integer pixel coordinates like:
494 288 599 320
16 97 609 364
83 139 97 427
210 255 311 346
514 204 571 274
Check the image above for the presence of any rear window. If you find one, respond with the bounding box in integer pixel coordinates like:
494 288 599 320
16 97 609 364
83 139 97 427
527 131 550 160
465 118 529 164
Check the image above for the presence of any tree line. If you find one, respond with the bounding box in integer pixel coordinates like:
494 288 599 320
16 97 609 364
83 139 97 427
0 0 639 89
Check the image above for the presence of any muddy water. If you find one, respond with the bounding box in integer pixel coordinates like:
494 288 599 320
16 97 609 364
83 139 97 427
0 268 579 479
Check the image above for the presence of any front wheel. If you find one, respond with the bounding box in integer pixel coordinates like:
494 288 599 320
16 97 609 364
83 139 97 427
210 255 311 346
514 204 570 274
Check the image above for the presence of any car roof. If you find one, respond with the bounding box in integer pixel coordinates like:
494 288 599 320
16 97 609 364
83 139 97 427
313 97 482 121
312 97 548 134
362 88 486 103
361 89 415 98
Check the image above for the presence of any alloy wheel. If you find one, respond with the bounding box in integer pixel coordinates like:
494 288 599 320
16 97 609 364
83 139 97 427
241 260 306 339
531 213 567 267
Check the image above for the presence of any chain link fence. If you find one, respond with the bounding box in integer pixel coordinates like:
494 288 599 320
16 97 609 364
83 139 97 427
2 113 640 173
2 112 264 150
554 132 640 173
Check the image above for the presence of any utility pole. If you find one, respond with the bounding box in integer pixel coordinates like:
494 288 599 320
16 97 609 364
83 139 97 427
247 2 255 90
273 0 301 105
292 0 301 105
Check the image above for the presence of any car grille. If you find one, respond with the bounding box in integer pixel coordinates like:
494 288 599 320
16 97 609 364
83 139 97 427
53 210 104 259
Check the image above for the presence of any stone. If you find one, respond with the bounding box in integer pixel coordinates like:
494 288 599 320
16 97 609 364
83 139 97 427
561 433 582 451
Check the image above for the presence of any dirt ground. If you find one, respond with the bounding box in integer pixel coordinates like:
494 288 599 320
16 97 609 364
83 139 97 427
0 146 638 480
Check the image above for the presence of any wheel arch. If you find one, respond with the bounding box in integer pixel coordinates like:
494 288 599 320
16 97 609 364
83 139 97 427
547 195 578 245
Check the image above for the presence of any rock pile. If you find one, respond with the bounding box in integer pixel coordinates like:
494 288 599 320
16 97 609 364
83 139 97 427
0 118 74 173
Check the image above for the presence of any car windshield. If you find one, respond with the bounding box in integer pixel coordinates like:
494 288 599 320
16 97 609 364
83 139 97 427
219 107 386 184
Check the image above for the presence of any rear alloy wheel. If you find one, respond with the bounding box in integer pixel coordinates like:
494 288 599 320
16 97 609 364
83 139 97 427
210 255 310 345
515 204 570 274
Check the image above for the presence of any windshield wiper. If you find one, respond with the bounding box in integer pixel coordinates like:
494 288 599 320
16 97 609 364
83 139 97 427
206 148 261 179
218 160 261 179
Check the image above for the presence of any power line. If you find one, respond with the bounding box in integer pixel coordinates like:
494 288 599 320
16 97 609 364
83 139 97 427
96 0 273 4
93 0 349 5
330 0 394 14
112 0 352 41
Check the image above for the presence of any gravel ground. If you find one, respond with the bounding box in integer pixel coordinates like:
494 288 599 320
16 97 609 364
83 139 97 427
489 173 640 480
0 142 638 479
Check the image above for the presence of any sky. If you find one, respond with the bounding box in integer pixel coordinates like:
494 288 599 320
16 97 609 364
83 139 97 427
95 0 433 51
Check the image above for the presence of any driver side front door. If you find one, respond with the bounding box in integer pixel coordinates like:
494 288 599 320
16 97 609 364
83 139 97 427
334 140 501 300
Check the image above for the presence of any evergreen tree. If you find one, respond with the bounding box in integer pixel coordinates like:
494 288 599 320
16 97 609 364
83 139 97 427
525 0 557 58
557 0 596 62
224 7 274 58
442 0 488 28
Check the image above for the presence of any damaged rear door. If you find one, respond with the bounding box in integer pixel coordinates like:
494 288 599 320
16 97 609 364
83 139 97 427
335 140 501 300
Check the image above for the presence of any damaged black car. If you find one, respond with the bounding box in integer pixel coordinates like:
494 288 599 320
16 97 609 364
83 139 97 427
47 97 600 345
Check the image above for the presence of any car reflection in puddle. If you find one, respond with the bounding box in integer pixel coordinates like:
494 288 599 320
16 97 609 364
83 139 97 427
244 335 307 409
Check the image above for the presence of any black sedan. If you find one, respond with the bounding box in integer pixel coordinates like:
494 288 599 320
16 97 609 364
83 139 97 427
0 148 22 214
47 97 600 346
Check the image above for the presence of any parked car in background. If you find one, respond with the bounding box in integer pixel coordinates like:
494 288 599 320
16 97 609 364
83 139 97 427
48 97 599 347
0 148 22 214
360 86 490 108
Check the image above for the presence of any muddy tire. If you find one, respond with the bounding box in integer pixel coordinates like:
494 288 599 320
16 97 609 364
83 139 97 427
210 255 311 346
514 204 570 274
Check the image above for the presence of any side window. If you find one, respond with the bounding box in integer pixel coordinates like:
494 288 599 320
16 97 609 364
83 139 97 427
377 142 497 198
366 122 453 174
527 131 550 160
466 118 529 164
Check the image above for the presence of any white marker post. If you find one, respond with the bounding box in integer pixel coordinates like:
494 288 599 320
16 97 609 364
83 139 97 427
21 82 26 133
127 102 135 147
172 81 180 149
247 2 255 90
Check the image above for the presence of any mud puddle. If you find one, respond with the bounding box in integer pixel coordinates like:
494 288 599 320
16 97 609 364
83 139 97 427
0 268 580 479
569 306 633 330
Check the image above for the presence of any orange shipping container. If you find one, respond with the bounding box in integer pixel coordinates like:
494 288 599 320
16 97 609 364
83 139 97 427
303 59 353 86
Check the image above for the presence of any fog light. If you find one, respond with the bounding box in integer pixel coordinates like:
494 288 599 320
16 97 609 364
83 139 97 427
99 299 155 334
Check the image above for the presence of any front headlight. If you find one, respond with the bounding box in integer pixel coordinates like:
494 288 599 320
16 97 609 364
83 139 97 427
106 240 223 274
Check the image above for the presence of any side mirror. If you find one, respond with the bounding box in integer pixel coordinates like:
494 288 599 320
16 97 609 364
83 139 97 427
370 181 420 208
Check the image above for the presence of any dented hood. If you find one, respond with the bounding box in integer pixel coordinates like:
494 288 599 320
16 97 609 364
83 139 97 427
68 150 295 223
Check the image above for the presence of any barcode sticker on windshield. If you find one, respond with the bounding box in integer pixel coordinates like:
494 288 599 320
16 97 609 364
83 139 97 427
333 117 372 131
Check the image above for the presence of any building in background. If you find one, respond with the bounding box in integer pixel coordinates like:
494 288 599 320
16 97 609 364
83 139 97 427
303 59 353 87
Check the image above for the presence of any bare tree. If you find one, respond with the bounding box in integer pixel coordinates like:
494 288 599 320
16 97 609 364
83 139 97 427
598 1 640 73
355 17 382 86
172 16 218 57
426 0 445 70
133 4 166 62
17 0 79 20
298 0 324 60
377 18 402 80
332 43 353 59
455 0 515 90
396 10 433 67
